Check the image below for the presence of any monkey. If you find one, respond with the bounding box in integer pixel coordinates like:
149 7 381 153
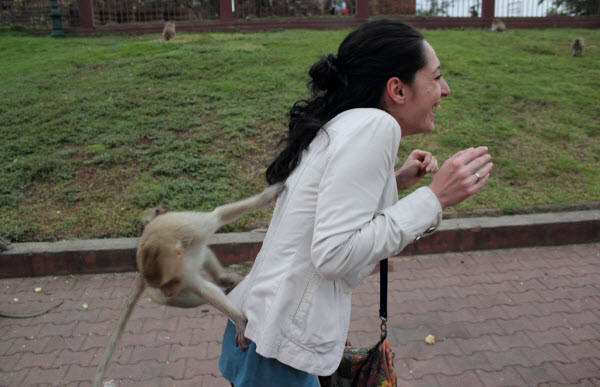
490 19 506 32
0 236 11 251
0 301 63 318
162 21 176 41
137 204 169 237
93 183 284 387
571 37 585 57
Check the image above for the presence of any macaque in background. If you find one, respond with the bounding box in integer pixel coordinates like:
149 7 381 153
490 19 506 32
162 21 176 41
571 37 585 57
137 204 169 237
93 183 284 387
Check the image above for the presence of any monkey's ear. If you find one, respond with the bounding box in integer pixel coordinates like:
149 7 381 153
174 240 184 261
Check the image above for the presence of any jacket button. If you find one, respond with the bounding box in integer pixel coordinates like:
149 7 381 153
425 226 436 234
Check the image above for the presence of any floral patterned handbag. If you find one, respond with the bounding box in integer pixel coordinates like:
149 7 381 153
319 259 397 387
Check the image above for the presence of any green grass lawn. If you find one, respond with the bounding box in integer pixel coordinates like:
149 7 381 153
1 27 599 242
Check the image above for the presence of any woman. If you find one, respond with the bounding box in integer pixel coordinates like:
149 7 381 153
219 19 493 386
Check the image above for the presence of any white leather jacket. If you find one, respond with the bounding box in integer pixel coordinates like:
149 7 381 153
227 108 442 376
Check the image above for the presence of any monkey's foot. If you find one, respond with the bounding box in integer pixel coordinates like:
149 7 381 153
260 183 285 206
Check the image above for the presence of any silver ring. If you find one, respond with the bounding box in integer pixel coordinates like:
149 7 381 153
474 172 480 183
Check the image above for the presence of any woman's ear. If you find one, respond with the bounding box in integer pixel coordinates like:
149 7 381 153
385 77 407 105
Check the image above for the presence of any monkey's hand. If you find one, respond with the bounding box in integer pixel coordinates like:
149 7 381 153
395 149 439 191
259 182 285 207
234 317 249 351
220 272 244 294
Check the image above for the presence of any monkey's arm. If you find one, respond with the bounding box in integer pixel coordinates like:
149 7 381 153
188 276 249 351
93 274 145 387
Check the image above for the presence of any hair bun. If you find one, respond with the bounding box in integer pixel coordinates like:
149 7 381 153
309 54 347 93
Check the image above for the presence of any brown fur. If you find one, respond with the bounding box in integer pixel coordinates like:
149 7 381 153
490 19 506 32
93 184 284 387
571 37 585 57
162 21 176 41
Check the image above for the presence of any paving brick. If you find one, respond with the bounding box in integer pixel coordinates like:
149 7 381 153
201 373 232 387
515 363 569 386
456 336 499 355
38 321 78 338
54 348 98 368
169 342 209 362
129 343 170 363
1 243 599 386
522 344 570 365
20 366 68 386
452 283 486 298
0 352 22 372
501 303 538 319
490 331 535 351
565 310 600 327
439 320 505 340
478 367 526 387
525 327 571 347
63 364 96 383
0 368 28 386
497 316 534 335
553 359 600 383
555 341 600 363
183 358 221 378
15 349 61 371
434 370 484 387
405 375 441 387
483 347 532 370
43 334 86 353
442 352 494 374
109 358 186 382
405 356 454 379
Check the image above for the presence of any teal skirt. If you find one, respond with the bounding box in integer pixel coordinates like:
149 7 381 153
219 320 320 387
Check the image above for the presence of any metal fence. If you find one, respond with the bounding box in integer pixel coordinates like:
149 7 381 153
414 0 568 17
1 0 79 27
0 0 591 28
92 0 219 24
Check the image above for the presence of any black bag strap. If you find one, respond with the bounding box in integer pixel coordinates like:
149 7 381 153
379 259 388 338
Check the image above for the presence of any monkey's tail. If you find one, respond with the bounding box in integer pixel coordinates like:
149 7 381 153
0 300 63 318
93 274 145 387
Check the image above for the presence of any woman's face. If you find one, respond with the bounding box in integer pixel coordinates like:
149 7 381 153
397 40 450 136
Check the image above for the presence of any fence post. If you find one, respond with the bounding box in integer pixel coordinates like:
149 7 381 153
356 0 369 23
481 0 494 27
77 0 94 34
220 0 234 27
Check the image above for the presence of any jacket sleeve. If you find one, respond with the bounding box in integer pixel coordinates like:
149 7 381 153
311 114 442 281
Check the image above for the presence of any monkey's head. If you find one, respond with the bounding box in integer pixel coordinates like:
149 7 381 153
137 237 185 298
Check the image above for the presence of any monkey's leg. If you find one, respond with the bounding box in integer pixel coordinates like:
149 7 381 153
203 248 242 292
93 274 145 387
212 183 284 227
188 276 249 351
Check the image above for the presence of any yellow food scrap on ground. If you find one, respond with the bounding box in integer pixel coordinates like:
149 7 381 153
34 288 42 293
425 334 435 345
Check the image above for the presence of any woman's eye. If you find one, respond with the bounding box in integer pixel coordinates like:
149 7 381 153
435 74 443 80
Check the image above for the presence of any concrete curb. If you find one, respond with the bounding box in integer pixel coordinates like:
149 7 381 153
1 210 598 279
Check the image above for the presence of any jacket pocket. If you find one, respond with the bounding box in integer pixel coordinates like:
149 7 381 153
284 271 349 354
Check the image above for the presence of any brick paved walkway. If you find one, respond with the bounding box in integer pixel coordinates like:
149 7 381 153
1 243 599 386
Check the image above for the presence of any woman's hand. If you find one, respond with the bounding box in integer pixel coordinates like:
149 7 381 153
395 149 439 191
429 146 493 209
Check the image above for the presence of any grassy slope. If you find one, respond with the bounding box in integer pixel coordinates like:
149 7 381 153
0 28 598 242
